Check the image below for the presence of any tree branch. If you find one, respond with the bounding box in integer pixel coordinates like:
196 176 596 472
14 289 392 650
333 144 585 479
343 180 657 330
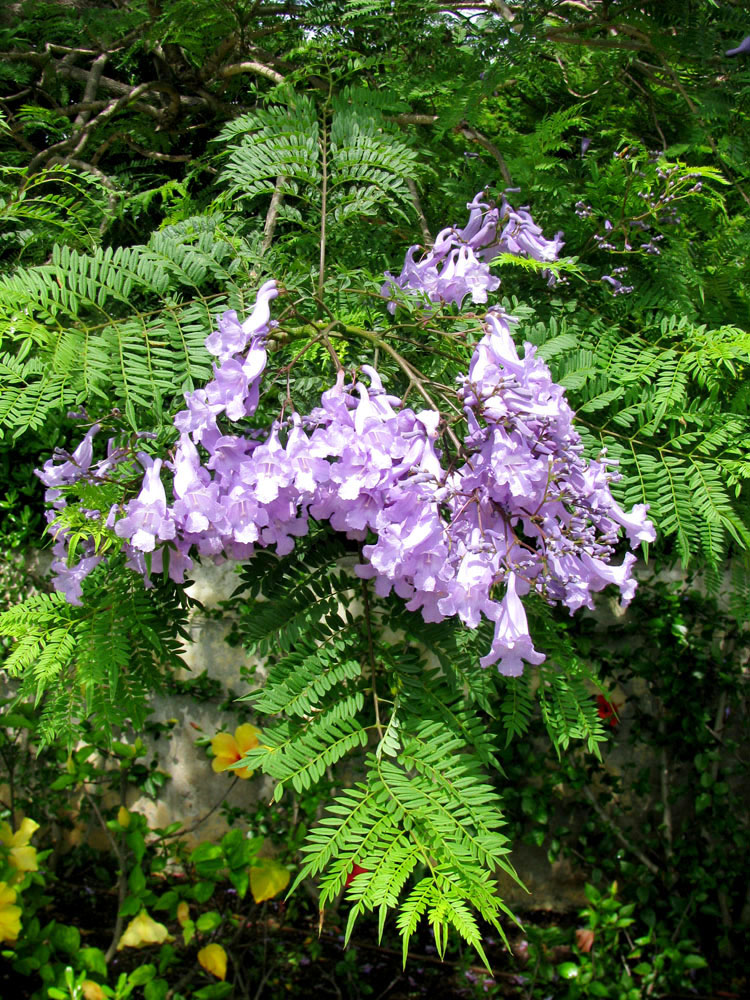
582 787 659 875
73 51 108 130
406 178 431 244
261 175 285 254
458 125 512 186
218 61 285 85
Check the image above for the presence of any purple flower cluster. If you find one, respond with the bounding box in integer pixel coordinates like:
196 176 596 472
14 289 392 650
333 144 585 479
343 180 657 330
36 424 128 603
39 197 654 675
381 190 564 313
580 154 706 294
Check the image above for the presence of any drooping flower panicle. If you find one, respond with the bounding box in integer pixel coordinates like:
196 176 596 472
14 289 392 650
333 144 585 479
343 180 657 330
381 189 564 312
39 196 653 675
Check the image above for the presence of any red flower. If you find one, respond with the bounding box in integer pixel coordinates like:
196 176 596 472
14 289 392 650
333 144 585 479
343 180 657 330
596 694 621 728
345 864 369 888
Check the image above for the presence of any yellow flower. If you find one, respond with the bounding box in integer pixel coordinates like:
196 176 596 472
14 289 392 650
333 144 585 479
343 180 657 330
0 817 39 874
116 910 174 949
198 942 228 981
210 724 260 779
82 982 107 1000
0 881 21 943
117 806 131 828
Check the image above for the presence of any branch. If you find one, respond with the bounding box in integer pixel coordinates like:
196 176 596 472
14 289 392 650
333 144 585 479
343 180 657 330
26 80 183 173
582 787 659 875
200 31 240 82
83 785 128 963
490 0 515 21
406 178 431 244
261 175 285 254
318 110 328 301
360 574 383 741
218 61 285 85
544 28 649 52
73 51 108 130
55 62 206 111
458 125 512 186
391 113 439 126
91 131 191 164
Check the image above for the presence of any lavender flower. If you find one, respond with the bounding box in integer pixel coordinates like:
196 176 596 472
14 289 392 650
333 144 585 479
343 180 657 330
726 36 750 57
114 455 176 553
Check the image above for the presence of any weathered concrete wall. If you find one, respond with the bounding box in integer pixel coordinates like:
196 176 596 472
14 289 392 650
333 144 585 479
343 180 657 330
131 561 270 845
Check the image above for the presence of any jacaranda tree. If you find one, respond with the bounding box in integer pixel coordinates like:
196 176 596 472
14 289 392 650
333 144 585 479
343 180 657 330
0 0 749 972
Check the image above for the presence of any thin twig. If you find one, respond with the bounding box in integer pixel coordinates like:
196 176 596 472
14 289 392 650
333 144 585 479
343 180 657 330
360 575 383 740
339 325 466 455
659 742 673 863
83 786 129 962
156 776 239 841
459 125 513 186
582 787 659 875
406 178 431 244
261 175 285 255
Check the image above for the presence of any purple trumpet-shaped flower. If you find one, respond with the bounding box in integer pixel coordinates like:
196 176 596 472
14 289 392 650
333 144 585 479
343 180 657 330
479 574 545 674
204 280 278 361
50 550 103 606
40 226 654 678
727 36 750 57
114 455 176 552
36 424 101 504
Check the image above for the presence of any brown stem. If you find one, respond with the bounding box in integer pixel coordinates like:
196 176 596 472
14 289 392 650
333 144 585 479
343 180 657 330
84 785 129 963
218 60 285 85
261 175 285 255
458 125 513 186
340 325 466 455
72 51 108 130
406 178 431 244
360 575 383 741
659 728 673 863
156 776 239 841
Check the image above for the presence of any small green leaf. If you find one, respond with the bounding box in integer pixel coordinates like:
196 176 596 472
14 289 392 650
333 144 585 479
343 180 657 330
196 911 222 933
192 881 215 904
129 866 146 895
128 963 156 985
49 923 80 955
683 954 708 969
80 946 108 976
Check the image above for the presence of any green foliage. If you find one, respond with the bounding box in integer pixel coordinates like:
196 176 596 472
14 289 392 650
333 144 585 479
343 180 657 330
0 216 258 436
221 528 608 958
0 562 193 743
520 883 709 1000
494 578 749 995
215 89 418 253
0 711 295 999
